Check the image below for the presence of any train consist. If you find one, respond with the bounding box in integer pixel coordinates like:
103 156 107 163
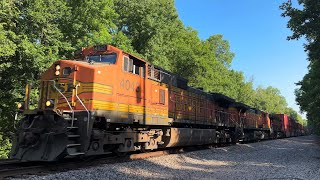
10 45 305 161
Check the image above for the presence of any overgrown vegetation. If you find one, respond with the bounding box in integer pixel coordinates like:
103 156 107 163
0 0 306 158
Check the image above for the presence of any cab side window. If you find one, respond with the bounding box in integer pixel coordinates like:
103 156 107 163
123 56 133 72
123 56 129 71
123 56 145 77
160 89 165 104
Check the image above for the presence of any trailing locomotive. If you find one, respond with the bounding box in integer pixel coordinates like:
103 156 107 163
10 45 305 161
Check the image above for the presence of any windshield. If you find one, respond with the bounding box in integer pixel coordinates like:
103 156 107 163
87 53 117 64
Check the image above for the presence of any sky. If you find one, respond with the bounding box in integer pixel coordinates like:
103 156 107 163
175 0 308 117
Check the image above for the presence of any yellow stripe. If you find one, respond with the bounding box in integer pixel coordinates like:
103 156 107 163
79 83 113 95
92 100 168 116
57 99 168 117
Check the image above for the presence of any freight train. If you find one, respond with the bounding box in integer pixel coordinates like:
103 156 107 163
10 45 305 161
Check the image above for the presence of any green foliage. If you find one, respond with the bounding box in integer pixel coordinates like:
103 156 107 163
0 135 11 159
114 0 179 59
280 0 320 60
205 35 235 67
285 107 306 125
187 34 233 93
295 60 320 132
254 86 288 113
1 0 71 135
281 0 320 132
61 0 115 56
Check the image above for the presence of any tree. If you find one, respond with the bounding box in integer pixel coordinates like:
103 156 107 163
0 0 70 133
114 0 182 70
280 0 320 61
294 60 320 132
228 72 256 107
254 86 288 113
281 0 320 133
0 0 70 158
188 34 234 94
285 107 306 125
60 0 134 57
205 35 234 67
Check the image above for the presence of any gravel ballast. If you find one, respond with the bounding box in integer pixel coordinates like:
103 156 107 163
18 135 320 180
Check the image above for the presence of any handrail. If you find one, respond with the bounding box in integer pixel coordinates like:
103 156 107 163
214 110 242 127
14 112 18 130
75 84 90 136
48 80 75 127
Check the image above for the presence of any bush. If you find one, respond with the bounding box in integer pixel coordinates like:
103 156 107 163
0 135 11 159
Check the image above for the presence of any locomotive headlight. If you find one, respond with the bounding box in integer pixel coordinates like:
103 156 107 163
46 100 54 107
55 65 61 70
17 102 24 109
55 64 61 76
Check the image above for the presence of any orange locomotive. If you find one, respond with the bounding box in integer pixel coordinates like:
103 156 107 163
270 114 305 138
10 45 303 161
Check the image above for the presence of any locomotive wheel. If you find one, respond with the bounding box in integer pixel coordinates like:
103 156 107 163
113 144 128 157
114 149 128 157
140 146 151 153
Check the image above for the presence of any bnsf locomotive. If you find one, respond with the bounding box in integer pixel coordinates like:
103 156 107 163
10 45 305 161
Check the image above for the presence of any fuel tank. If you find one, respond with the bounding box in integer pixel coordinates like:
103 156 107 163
163 128 216 147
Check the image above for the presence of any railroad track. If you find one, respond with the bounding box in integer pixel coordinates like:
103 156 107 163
0 144 229 179
0 156 109 179
0 148 189 179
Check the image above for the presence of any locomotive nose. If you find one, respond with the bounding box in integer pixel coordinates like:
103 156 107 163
10 113 70 161
22 132 39 147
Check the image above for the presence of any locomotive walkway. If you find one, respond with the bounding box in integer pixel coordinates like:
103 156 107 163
10 135 320 180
